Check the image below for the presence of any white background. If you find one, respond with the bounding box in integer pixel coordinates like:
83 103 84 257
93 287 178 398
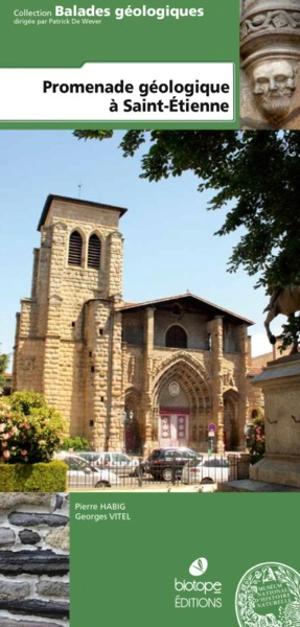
2 62 234 121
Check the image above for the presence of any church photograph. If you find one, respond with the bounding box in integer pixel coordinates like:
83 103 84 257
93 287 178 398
12 193 257 456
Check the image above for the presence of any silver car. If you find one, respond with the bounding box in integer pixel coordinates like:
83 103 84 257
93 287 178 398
62 454 121 488
182 456 229 485
75 451 102 465
92 452 139 476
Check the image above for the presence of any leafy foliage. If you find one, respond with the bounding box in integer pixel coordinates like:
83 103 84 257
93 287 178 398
0 460 67 491
248 410 265 464
74 130 300 347
0 352 9 389
60 436 90 451
0 391 65 464
279 315 300 352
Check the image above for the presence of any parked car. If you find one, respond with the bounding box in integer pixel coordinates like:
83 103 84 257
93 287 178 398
75 451 102 465
140 447 203 482
181 456 230 485
61 454 121 488
91 452 139 476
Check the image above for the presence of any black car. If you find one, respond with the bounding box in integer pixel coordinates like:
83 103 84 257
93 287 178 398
141 447 203 482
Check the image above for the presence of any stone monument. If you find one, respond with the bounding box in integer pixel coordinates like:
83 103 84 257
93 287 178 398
240 0 300 129
219 285 300 491
250 353 300 488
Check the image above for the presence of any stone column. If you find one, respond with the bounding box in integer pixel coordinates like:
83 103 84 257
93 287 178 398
106 231 124 298
84 299 112 449
84 300 124 451
143 308 155 452
109 309 124 450
208 316 224 454
236 325 250 450
36 226 53 339
30 248 40 300
43 223 67 408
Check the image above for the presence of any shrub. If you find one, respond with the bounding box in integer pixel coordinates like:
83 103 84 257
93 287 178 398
0 391 65 464
60 436 90 452
0 460 67 491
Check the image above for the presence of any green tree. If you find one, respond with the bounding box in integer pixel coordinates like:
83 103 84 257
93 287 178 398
0 352 9 390
60 436 90 451
75 130 300 348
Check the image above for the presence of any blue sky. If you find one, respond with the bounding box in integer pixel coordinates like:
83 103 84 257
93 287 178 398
0 130 282 365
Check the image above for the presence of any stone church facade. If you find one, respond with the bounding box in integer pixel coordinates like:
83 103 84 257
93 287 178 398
13 194 255 455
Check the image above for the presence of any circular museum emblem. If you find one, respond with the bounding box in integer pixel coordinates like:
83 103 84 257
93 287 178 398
168 381 180 397
235 562 300 627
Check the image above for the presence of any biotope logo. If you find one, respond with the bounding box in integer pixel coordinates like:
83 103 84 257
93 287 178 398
189 556 208 576
235 561 300 627
174 557 223 609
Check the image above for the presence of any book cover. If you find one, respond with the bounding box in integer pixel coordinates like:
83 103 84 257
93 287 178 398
0 2 299 627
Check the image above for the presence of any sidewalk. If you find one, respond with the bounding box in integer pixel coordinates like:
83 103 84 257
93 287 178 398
68 483 216 493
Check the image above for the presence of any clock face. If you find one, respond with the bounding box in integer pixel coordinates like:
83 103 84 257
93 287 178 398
168 381 180 397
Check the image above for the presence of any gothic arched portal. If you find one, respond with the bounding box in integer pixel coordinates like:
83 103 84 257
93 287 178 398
152 354 212 451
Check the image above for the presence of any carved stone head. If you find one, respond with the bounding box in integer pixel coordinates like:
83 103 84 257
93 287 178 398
251 59 296 123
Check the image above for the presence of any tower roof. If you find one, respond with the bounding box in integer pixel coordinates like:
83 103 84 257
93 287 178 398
37 194 128 231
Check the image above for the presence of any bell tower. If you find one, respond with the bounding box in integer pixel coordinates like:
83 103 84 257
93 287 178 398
13 194 127 447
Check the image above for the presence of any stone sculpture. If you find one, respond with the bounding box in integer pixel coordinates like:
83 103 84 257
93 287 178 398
251 58 296 123
263 284 300 348
240 0 300 129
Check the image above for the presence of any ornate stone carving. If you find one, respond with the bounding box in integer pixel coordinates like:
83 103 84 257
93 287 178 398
168 381 180 397
241 10 300 41
240 0 300 128
222 371 235 388
251 58 296 122
22 357 36 371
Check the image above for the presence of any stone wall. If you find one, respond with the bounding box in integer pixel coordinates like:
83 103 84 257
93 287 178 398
0 493 69 627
